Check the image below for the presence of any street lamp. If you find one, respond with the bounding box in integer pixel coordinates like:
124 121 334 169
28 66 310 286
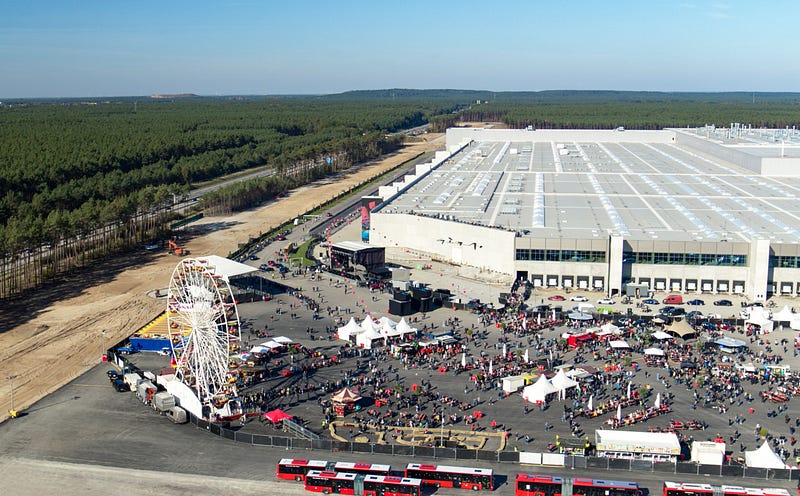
7 374 17 417
101 331 107 362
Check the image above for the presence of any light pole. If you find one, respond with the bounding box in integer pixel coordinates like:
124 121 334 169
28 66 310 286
101 331 107 362
7 374 17 417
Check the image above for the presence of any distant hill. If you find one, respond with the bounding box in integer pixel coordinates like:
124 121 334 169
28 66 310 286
149 93 198 99
326 88 800 104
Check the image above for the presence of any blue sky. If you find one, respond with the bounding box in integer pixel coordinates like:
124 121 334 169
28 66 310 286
1 0 798 98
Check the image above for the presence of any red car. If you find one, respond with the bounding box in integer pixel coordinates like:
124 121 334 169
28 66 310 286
548 295 566 301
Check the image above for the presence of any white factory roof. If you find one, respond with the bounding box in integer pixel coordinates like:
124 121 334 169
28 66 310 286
378 130 800 243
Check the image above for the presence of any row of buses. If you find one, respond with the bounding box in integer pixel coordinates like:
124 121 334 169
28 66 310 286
277 459 793 496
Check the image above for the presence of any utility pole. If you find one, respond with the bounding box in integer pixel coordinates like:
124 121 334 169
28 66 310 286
101 330 107 362
7 374 17 418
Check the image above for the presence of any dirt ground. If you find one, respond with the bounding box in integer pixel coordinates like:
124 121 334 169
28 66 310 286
0 134 444 421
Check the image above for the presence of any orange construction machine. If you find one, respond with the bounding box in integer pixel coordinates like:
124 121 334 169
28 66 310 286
167 240 188 256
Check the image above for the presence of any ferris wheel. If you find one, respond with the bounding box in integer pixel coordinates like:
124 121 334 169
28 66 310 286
166 258 241 410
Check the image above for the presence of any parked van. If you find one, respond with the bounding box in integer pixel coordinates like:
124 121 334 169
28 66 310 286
662 295 683 304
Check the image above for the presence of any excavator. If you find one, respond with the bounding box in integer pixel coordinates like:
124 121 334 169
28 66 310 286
167 240 188 256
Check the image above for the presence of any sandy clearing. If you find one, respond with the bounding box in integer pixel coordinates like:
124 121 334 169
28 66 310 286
0 135 443 420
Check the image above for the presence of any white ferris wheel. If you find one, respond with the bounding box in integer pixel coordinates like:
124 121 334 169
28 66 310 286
166 258 241 410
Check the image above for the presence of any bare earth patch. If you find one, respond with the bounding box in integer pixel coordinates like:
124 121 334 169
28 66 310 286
0 135 443 420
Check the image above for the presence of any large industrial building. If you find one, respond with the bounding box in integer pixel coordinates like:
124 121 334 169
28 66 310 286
369 126 800 301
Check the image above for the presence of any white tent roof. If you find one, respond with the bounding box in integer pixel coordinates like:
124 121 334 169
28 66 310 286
249 345 270 354
522 374 557 403
261 340 283 349
746 314 774 332
396 317 414 335
551 369 578 391
745 442 787 469
772 306 795 322
356 326 383 349
600 322 621 334
595 429 681 455
273 336 293 344
644 347 665 356
361 316 378 333
337 317 364 340
609 340 630 348
201 255 259 282
652 331 673 340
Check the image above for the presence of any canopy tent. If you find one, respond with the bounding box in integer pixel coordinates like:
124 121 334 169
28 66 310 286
599 322 621 335
551 369 578 392
248 345 270 354
714 336 747 352
651 330 674 341
746 313 774 333
261 340 284 351
772 306 796 322
644 347 665 356
521 374 557 404
356 326 384 349
360 315 379 334
744 442 787 469
396 317 414 335
665 320 696 339
609 340 630 349
568 312 593 321
337 317 364 340
272 336 293 344
262 408 293 424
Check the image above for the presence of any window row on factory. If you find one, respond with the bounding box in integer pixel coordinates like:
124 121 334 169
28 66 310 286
514 249 606 263
622 252 747 266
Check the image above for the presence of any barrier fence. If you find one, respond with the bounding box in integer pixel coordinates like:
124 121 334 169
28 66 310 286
110 354 799 482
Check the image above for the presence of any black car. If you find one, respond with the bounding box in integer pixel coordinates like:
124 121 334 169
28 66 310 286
686 299 705 306
713 299 733 306
112 378 128 392
667 307 686 317
642 298 658 305
659 306 675 315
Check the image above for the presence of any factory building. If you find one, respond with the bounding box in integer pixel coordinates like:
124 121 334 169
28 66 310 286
369 126 800 301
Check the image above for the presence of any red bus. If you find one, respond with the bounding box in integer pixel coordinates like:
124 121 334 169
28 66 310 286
277 459 330 481
277 459 391 482
332 461 391 476
516 474 641 496
303 470 421 496
663 483 790 496
404 463 493 491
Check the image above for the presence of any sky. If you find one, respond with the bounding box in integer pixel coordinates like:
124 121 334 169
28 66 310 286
1 0 798 98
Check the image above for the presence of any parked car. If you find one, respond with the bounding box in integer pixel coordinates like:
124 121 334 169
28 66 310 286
642 298 658 305
686 311 703 319
597 298 615 305
259 263 273 271
667 308 686 317
662 295 683 304
701 321 717 331
713 299 733 306
686 299 705 306
548 295 566 301
570 295 589 302
659 306 675 315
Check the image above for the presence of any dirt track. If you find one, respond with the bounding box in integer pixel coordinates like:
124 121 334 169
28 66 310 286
0 135 443 420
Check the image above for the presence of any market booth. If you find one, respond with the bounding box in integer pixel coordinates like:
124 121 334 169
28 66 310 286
595 429 681 462
330 387 362 417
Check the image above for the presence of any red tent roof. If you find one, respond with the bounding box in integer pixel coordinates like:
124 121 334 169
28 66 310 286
330 387 361 404
262 408 293 423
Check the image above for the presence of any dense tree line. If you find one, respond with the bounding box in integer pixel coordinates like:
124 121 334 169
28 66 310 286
0 97 456 298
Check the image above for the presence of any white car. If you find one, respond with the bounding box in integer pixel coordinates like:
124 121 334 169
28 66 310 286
597 298 616 305
570 295 589 302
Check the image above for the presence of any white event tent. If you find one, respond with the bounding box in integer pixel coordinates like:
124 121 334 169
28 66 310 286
522 374 557 404
744 442 787 469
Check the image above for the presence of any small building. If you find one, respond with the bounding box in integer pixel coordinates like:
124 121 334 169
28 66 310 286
691 441 726 465
595 429 681 462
